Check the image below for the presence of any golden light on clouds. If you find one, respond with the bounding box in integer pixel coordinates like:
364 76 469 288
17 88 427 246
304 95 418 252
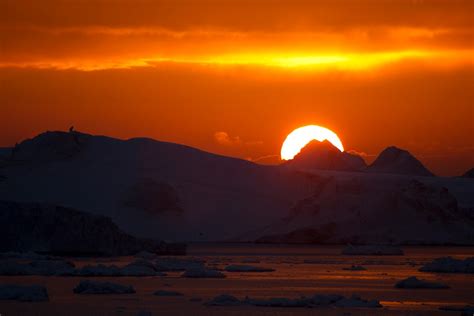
1 49 472 72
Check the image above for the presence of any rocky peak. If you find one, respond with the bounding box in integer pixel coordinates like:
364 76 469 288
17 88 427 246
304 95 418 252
366 146 434 176
284 140 367 171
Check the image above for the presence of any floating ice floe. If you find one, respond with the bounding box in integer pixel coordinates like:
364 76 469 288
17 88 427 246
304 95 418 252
135 251 157 260
419 257 474 273
224 265 275 272
73 260 165 277
440 305 474 315
342 265 367 271
395 276 449 289
0 259 75 276
181 267 225 278
0 284 49 302
334 295 382 308
206 293 381 308
241 258 260 264
73 280 135 294
342 245 404 256
29 260 76 275
73 264 122 276
205 294 243 306
121 259 165 276
0 251 54 260
155 257 205 272
153 290 184 296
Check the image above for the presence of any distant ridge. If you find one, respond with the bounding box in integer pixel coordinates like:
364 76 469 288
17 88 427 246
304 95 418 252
284 140 366 171
366 146 434 177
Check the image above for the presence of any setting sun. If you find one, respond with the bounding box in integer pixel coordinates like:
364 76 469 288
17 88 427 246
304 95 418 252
281 125 344 160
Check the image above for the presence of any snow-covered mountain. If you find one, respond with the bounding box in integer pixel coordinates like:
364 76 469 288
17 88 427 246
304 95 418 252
0 131 316 242
1 130 472 244
283 140 366 172
366 146 434 176
252 173 474 244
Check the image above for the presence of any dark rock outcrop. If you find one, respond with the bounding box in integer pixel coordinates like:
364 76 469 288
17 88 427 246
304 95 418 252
284 140 366 171
0 200 185 256
461 168 474 178
366 146 434 176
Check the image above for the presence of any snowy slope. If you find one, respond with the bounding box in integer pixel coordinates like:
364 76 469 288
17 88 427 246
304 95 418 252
251 170 474 244
0 131 316 242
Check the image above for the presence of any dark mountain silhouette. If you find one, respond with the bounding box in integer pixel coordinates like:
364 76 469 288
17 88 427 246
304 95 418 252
366 146 434 177
461 168 474 178
284 140 366 171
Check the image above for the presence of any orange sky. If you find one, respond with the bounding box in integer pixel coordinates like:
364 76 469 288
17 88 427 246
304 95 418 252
1 0 473 175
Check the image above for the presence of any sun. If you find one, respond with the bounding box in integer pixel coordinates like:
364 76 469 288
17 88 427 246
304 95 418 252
281 125 344 160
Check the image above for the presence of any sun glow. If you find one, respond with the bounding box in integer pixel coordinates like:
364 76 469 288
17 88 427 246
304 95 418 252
2 49 471 71
281 125 344 160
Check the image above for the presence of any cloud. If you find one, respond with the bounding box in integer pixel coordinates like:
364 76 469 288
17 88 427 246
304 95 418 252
214 131 242 146
346 149 374 158
214 131 263 147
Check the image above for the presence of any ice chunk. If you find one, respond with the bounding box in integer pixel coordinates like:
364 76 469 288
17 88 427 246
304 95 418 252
135 251 157 260
246 297 312 307
0 260 33 275
206 293 381 308
342 245 404 256
73 280 135 294
206 294 242 306
439 305 474 315
342 265 367 271
153 290 184 296
0 251 53 260
224 265 275 272
0 284 49 302
121 259 164 276
74 264 122 276
241 258 260 263
182 267 225 278
29 260 76 276
0 259 75 276
419 257 474 273
155 257 205 271
395 276 449 289
334 295 382 308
